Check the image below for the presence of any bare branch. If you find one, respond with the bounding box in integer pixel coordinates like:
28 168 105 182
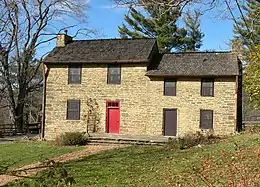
0 0 91 128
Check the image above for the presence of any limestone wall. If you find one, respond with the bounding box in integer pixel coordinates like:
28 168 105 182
44 63 237 139
146 77 237 136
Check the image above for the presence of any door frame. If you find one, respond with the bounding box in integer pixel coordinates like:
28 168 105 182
163 108 178 136
106 100 120 133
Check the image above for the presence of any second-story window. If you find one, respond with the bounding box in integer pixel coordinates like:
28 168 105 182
107 64 121 84
164 79 176 96
201 79 214 97
68 64 82 84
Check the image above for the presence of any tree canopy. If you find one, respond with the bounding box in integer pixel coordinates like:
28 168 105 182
244 45 260 109
118 5 187 52
118 1 204 52
182 10 204 51
234 0 260 48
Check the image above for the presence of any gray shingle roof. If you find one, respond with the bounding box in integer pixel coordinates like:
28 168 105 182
44 38 156 63
147 52 240 76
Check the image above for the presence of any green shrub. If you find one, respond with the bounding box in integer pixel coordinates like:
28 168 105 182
167 131 221 150
54 132 89 146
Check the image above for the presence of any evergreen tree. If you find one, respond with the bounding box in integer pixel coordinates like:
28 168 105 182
182 10 204 51
118 2 188 52
234 0 260 47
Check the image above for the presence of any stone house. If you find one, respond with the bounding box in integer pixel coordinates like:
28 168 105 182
41 34 242 140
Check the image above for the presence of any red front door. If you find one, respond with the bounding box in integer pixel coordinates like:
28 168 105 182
107 101 120 133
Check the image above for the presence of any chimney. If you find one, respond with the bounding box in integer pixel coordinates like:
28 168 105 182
56 30 72 47
231 39 243 59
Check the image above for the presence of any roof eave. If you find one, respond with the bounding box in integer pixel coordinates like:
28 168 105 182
145 73 239 77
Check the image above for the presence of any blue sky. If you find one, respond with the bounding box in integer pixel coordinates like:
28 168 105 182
87 0 235 51
39 0 236 57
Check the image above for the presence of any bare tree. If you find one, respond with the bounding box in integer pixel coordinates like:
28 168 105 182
113 0 260 8
0 0 90 132
114 0 192 8
113 0 220 13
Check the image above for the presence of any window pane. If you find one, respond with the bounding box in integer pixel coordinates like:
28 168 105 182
108 65 121 84
68 65 81 84
202 88 207 96
109 67 120 75
108 102 119 107
164 80 176 96
202 87 213 96
201 79 214 96
165 81 175 88
70 67 81 75
203 82 213 88
67 100 80 120
165 87 175 96
110 75 120 84
69 75 80 83
208 88 213 96
68 101 79 110
200 110 213 129
203 111 212 122
67 111 80 120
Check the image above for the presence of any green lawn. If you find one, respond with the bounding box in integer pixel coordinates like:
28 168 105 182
64 133 260 187
0 141 82 169
6 133 260 186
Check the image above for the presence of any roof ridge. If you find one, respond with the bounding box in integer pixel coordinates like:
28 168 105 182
162 51 232 55
72 38 156 42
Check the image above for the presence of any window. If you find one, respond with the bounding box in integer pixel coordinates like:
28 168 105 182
164 79 176 96
68 64 81 84
200 110 213 129
107 64 121 84
108 101 119 107
67 100 80 120
201 79 214 96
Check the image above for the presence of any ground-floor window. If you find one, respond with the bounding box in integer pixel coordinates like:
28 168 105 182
67 100 80 120
200 110 213 129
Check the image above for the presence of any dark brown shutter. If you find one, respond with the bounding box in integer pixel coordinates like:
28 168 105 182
107 65 121 84
164 79 176 96
200 110 213 129
67 100 80 120
201 79 214 96
68 64 82 84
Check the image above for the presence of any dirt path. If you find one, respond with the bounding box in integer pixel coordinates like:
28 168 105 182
0 144 124 186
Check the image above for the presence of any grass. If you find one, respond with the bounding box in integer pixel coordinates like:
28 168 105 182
0 141 82 169
6 133 260 186
63 133 260 187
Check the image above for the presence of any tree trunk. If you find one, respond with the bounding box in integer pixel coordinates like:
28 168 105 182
15 102 25 133
15 85 27 133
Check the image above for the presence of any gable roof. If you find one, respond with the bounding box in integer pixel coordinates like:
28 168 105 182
147 52 240 77
44 38 156 63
